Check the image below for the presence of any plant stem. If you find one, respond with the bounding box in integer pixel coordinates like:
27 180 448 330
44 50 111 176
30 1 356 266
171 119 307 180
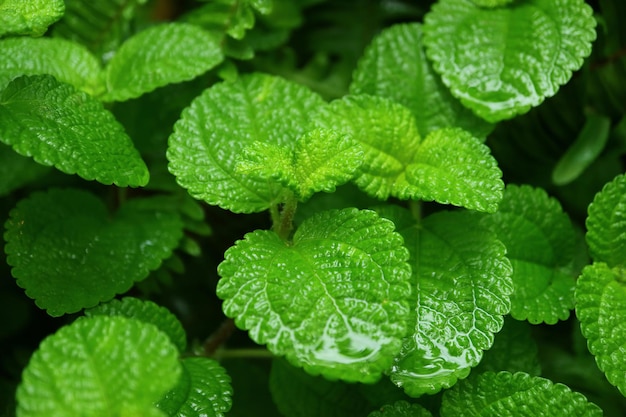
275 193 298 241
409 199 422 223
215 348 274 360
201 318 236 356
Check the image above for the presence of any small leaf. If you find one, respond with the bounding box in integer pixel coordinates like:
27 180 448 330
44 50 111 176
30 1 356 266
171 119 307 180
217 208 412 383
101 23 224 101
86 297 187 352
157 357 233 417
368 401 433 417
16 315 180 417
4 189 184 316
405 128 503 212
440 371 603 416
586 173 626 266
423 0 596 122
351 23 492 138
576 262 626 396
0 75 149 187
478 185 577 324
168 73 325 213
0 0 64 37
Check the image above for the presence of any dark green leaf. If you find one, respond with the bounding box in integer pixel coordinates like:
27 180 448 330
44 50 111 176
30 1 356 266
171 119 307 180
368 401 433 417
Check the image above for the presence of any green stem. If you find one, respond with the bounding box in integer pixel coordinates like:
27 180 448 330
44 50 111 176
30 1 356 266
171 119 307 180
215 348 274 360
409 199 422 223
275 193 298 241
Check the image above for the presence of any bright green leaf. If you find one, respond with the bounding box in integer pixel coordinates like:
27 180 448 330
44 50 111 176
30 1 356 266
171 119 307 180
101 23 223 102
576 262 626 396
0 143 50 197
441 371 603 416
16 315 180 417
86 297 187 352
405 128 503 212
157 357 233 417
0 75 149 187
4 189 184 316
586 173 626 266
478 185 577 324
423 0 596 122
368 401 433 417
0 0 64 37
351 23 492 138
217 208 412 383
168 73 326 213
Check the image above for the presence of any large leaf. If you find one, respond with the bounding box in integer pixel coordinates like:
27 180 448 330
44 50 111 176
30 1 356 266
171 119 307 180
217 208 412 383
0 0 64 37
168 73 325 213
0 75 149 187
351 23 492 138
440 371 602 416
4 189 183 316
576 262 626 396
422 0 596 122
16 315 180 417
377 207 513 396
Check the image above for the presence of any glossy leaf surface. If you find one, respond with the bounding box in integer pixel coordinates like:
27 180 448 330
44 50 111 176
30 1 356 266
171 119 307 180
368 401 433 417
0 0 64 37
217 208 412 382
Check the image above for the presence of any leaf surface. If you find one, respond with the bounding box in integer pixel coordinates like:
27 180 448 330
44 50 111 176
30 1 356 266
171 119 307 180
368 401 433 417
4 189 183 316
0 0 64 37
16 315 180 417
0 75 149 187
217 208 412 382
422 0 596 122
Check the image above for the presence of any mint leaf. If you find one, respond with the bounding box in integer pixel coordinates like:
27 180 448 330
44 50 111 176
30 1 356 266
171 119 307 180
86 297 187 352
368 401 433 417
405 128 503 212
478 185 577 324
168 73 325 213
157 357 233 417
4 189 184 316
351 23 492 138
441 371 602 416
0 0 64 37
101 23 223 101
471 0 514 7
217 208 412 382
423 0 596 122
0 144 50 197
0 75 149 187
576 262 626 396
16 315 181 417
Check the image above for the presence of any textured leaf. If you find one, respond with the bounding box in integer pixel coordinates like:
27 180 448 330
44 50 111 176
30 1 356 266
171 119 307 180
101 23 223 101
423 0 597 122
478 185 577 324
0 0 64 37
0 144 50 197
157 357 233 417
217 208 412 382
4 189 184 316
368 401 433 417
311 95 421 200
405 128 503 212
16 315 180 417
586 173 626 266
168 73 325 213
0 75 149 187
440 371 603 416
86 297 187 352
377 207 513 396
576 262 626 396
0 37 102 94
351 23 492 138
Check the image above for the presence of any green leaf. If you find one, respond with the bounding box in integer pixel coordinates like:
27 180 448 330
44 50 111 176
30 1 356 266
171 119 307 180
16 315 180 417
0 144 50 197
351 23 492 138
586 173 626 266
101 23 224 102
4 189 184 316
86 297 187 352
471 0 514 7
217 208 412 383
368 401 433 417
422 0 597 122
0 75 149 187
405 128 503 212
168 73 325 213
311 95 421 200
478 185 577 324
157 357 233 417
440 371 603 416
0 0 64 37
576 262 626 396
377 207 513 396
